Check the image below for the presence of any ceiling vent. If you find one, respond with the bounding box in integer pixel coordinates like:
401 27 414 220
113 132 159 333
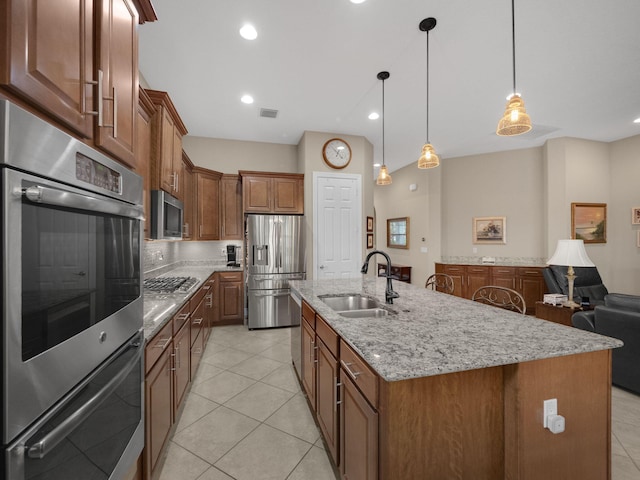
260 108 279 119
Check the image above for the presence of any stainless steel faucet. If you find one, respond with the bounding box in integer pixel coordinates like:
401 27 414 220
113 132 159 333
361 250 400 304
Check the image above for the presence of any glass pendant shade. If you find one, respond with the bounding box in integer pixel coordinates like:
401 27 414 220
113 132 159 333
376 165 392 185
497 94 532 136
417 143 440 169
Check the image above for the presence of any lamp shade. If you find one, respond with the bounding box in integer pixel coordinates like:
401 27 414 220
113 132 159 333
417 143 440 169
376 165 392 185
547 239 595 267
496 94 532 136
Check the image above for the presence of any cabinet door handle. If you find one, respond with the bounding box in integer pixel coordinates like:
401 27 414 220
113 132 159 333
183 222 189 236
170 351 176 372
153 337 171 350
341 361 361 381
174 344 180 369
335 377 342 410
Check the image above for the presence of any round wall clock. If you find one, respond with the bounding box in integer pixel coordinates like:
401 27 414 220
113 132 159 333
322 138 352 169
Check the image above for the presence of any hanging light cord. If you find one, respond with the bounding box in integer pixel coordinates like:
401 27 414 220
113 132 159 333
511 0 517 94
382 77 386 166
425 29 430 143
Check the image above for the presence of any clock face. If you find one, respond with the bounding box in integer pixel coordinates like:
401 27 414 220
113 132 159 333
322 138 352 169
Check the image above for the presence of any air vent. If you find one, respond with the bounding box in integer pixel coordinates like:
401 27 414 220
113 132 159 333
260 108 279 119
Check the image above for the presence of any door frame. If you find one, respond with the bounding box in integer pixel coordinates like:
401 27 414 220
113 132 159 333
313 171 363 279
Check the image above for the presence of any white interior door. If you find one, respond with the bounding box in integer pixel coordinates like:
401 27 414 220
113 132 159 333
314 172 362 279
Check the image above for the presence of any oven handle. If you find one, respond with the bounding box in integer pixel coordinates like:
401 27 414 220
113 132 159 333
26 341 143 460
22 185 144 220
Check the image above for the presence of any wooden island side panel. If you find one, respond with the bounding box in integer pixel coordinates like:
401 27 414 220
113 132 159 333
503 349 612 480
378 366 505 480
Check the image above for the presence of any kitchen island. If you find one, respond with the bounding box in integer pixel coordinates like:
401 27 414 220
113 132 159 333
290 277 622 480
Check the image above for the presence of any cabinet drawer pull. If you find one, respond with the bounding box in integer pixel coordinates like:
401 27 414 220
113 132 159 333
341 361 362 381
153 337 171 350
192 317 203 326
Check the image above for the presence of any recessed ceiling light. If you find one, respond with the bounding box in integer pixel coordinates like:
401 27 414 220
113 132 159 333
350 0 367 4
239 24 257 40
368 112 379 120
373 163 381 167
241 94 254 104
634 117 640 124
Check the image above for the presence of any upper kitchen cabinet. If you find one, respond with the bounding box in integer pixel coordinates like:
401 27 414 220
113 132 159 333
0 0 150 169
221 174 243 240
145 89 188 201
239 171 304 214
136 87 156 239
194 167 222 241
182 151 195 240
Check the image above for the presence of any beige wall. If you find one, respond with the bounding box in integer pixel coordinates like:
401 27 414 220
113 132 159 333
298 131 375 278
183 135 298 173
375 135 640 294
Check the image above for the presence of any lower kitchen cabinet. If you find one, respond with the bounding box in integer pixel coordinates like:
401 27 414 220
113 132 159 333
316 337 339 464
216 271 243 324
143 275 215 480
340 370 378 480
202 277 216 342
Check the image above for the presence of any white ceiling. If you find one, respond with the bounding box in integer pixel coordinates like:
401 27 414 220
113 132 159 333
138 0 640 174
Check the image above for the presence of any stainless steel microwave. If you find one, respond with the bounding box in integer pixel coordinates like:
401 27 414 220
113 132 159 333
150 190 184 240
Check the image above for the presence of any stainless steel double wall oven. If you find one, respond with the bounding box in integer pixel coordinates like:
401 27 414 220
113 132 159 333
1 100 145 480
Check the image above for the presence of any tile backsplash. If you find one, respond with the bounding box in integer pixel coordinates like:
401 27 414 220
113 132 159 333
144 240 243 273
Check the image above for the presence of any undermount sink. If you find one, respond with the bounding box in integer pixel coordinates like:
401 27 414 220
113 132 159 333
319 294 394 318
338 308 390 318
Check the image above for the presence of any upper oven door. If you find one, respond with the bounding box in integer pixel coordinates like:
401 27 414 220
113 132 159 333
2 168 144 444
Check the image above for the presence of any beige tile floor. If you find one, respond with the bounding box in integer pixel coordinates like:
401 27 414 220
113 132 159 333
158 324 640 480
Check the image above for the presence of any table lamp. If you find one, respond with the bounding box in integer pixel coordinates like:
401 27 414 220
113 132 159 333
547 239 595 308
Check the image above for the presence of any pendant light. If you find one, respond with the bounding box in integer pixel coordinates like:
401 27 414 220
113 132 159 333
417 17 440 169
376 71 392 185
496 0 532 136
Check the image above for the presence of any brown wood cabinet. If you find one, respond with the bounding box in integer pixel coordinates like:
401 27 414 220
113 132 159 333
181 152 195 240
216 271 243 323
137 87 155 239
435 263 546 314
194 167 221 241
315 317 340 465
239 171 304 214
143 275 216 480
146 89 188 200
221 174 243 240
1 0 148 168
301 303 317 410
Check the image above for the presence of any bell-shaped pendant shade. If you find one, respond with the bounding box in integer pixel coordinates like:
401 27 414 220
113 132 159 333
417 143 440 169
376 165 392 185
496 94 532 136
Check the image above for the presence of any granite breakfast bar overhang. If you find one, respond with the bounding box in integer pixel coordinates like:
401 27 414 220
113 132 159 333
290 277 622 480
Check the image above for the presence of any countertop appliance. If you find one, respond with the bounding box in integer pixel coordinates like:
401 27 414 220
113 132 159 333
226 244 241 267
246 214 306 329
1 99 144 479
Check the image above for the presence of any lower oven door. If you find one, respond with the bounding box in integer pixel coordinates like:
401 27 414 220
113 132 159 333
5 330 144 480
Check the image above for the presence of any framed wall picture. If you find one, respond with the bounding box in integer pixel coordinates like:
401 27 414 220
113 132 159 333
571 203 606 243
366 216 374 232
367 233 374 249
632 207 640 225
637 230 640 248
387 217 409 249
472 217 506 244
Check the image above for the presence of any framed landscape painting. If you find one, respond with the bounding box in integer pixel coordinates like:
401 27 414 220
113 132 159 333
473 217 506 244
632 207 640 225
571 203 606 243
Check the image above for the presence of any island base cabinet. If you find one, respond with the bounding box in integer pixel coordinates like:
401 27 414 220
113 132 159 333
316 339 339 465
340 371 378 480
503 349 612 480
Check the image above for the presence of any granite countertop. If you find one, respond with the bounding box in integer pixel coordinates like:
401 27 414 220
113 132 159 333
289 277 622 383
143 262 243 340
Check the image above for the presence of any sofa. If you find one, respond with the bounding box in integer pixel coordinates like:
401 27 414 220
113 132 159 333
542 265 609 305
572 293 640 394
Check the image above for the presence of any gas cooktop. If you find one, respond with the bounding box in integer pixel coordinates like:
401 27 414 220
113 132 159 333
143 276 198 294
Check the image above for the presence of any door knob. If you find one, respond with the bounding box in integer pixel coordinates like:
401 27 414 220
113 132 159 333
319 265 325 269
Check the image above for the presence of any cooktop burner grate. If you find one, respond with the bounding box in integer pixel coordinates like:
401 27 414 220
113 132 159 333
143 276 198 294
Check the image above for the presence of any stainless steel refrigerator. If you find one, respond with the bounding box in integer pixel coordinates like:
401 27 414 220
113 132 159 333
245 214 306 329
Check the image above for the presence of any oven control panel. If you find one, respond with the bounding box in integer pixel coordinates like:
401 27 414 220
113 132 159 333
75 152 121 194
